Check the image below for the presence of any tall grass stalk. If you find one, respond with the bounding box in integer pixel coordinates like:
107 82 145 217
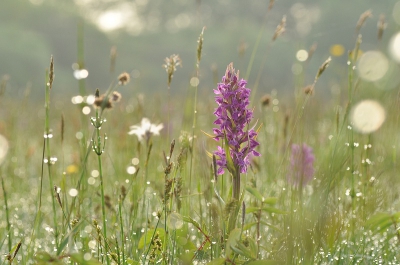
118 195 126 265
43 56 60 250
92 106 110 265
189 27 205 193
1 176 11 252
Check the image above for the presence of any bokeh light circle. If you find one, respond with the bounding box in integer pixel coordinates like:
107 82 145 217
0 134 9 166
167 212 183 230
357 51 388 82
296 49 308 62
389 32 400 63
350 100 386 134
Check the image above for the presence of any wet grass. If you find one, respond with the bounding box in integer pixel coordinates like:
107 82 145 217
1 11 400 265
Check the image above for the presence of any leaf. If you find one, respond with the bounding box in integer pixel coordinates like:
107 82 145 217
206 257 226 265
34 252 63 265
247 237 258 257
224 134 237 176
69 253 102 265
226 228 241 257
232 241 257 259
243 222 258 230
57 220 84 255
182 216 203 231
137 228 165 249
260 206 288 215
246 206 262 214
366 212 398 233
260 221 284 233
201 130 216 139
246 186 264 201
126 259 140 265
262 197 278 205
246 260 284 265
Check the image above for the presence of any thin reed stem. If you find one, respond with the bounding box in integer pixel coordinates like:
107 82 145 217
44 62 60 250
1 176 11 252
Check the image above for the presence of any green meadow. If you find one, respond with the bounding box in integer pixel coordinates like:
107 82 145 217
1 2 400 264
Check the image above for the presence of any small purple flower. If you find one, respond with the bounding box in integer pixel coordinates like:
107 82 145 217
288 143 315 186
213 63 260 175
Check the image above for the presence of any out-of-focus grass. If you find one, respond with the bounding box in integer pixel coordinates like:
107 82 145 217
1 11 400 265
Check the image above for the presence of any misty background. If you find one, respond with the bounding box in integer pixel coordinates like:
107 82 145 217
0 0 398 101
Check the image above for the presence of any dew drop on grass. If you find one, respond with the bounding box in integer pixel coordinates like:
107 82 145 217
190 77 199 87
43 131 53 138
84 253 92 261
132 157 139 165
88 240 96 249
75 132 83 140
88 177 95 185
69 188 78 197
82 106 91 115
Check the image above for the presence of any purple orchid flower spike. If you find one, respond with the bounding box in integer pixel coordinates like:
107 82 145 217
288 143 315 187
213 63 260 175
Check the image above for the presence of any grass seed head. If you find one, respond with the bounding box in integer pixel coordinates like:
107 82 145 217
315 56 331 81
377 14 387 41
163 54 182 87
261 94 271 107
272 15 286 41
304 85 314 95
48 55 54 90
268 0 274 11
197 27 205 64
118 72 130 85
94 94 113 110
110 45 117 73
356 9 372 33
111 91 122 103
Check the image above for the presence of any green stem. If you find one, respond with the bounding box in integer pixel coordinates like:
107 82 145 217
44 70 59 250
95 109 109 265
228 170 241 234
1 176 11 252
118 196 126 265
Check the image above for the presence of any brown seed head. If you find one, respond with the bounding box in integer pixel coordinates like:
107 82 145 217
118 72 130 85
356 10 372 33
304 85 314 95
377 14 387 41
261 94 272 107
111 91 122 102
238 39 248 58
272 15 286 41
315 56 331 81
49 55 54 90
94 94 113 110
268 0 274 11
197 27 205 64
163 54 182 87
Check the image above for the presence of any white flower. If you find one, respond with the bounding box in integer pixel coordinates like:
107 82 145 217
128 118 163 142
